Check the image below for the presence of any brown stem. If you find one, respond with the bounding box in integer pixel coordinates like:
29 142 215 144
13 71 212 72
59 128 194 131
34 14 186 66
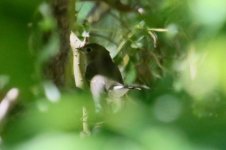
46 0 72 87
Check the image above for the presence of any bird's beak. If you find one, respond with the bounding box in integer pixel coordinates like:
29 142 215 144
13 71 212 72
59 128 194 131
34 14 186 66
77 47 86 54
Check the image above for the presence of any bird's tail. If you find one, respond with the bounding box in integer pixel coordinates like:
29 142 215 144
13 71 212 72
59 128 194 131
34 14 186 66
124 84 150 90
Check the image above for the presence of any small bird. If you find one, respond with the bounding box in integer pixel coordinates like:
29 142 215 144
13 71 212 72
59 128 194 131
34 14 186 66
80 43 123 84
79 43 147 112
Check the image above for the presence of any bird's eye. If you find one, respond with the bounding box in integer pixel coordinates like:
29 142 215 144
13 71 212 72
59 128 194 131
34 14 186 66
86 47 92 53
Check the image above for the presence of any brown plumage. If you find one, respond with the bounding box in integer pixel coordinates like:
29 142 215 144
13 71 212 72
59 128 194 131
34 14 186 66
79 43 123 84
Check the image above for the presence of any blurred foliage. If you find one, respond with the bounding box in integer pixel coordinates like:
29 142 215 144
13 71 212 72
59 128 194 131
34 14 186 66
1 0 226 150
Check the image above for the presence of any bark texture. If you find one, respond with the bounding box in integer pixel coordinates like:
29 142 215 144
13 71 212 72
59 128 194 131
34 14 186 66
46 0 72 87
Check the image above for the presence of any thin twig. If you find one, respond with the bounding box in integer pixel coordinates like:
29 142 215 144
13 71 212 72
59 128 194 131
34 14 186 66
80 106 91 137
148 31 158 48
148 28 168 32
149 52 166 72
0 88 19 123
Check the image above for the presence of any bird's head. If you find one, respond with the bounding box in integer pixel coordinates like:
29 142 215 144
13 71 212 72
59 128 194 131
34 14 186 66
79 43 110 64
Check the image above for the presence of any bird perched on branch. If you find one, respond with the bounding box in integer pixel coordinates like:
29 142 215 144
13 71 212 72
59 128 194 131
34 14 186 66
79 43 148 113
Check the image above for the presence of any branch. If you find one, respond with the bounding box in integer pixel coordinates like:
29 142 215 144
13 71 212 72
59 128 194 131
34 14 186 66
70 32 87 88
70 32 91 136
46 0 72 87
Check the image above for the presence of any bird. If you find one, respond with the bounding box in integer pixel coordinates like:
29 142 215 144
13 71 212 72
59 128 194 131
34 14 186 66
78 43 148 113
79 43 123 84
